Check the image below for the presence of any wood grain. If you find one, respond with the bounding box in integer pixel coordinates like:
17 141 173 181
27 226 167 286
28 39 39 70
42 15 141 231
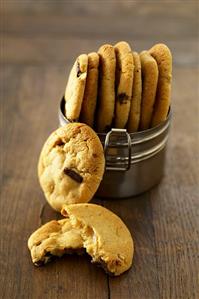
1 36 198 67
2 2 198 39
1 2 199 299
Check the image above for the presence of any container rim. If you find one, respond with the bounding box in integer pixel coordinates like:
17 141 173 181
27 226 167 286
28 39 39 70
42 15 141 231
59 96 171 144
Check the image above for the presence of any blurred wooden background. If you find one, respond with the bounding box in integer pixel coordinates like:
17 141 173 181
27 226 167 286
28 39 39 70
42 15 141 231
2 1 199 67
1 1 199 299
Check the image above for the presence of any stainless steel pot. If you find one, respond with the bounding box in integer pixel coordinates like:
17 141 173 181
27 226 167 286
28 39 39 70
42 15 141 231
59 97 171 198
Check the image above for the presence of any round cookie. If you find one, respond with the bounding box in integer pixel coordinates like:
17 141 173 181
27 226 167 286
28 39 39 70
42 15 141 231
64 54 88 121
149 43 172 127
139 51 159 130
114 41 134 128
127 51 142 132
61 203 134 276
28 219 83 266
80 52 99 128
96 44 116 132
38 123 105 212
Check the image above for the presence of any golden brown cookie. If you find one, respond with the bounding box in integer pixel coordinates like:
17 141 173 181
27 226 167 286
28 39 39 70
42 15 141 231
64 54 88 121
114 41 134 128
139 51 159 130
28 219 83 266
127 51 142 132
38 123 105 212
149 43 172 127
80 52 99 128
96 44 116 132
62 203 134 276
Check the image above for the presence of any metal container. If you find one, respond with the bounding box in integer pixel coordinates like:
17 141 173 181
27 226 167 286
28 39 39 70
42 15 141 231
59 97 171 198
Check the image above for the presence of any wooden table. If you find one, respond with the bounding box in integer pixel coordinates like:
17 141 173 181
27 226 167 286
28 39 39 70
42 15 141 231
1 2 199 299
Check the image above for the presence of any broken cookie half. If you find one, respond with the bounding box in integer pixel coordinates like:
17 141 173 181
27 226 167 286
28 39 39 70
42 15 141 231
28 219 83 266
61 203 134 276
28 203 134 276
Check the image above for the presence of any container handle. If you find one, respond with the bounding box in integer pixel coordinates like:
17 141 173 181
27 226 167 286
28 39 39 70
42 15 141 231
104 128 131 171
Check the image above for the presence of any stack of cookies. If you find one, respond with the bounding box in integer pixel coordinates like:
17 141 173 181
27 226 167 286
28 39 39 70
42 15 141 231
28 123 134 276
64 42 172 133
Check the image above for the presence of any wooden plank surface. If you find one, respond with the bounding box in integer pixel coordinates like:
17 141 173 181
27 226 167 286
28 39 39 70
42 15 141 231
2 36 198 67
1 2 199 299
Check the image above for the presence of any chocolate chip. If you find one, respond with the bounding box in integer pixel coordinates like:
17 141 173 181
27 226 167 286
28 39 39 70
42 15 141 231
115 259 122 266
35 252 56 266
64 168 83 183
76 61 82 77
117 93 129 104
34 260 45 266
56 139 65 146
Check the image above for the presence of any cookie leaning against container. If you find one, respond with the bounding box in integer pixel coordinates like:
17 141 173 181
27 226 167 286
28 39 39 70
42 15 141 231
38 123 105 212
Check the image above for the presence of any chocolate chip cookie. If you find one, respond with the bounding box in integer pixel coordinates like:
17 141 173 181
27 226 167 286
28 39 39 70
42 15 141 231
64 54 88 121
38 123 105 212
80 52 99 128
139 50 159 130
96 44 116 132
127 51 142 132
149 43 172 127
114 41 134 128
28 219 83 266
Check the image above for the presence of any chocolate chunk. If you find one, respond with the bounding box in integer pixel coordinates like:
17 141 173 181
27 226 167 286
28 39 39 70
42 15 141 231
35 252 55 266
76 61 82 77
64 168 83 183
117 93 129 104
56 139 65 146
34 260 45 267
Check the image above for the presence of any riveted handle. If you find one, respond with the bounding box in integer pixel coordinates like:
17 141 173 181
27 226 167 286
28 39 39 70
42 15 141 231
104 128 132 171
